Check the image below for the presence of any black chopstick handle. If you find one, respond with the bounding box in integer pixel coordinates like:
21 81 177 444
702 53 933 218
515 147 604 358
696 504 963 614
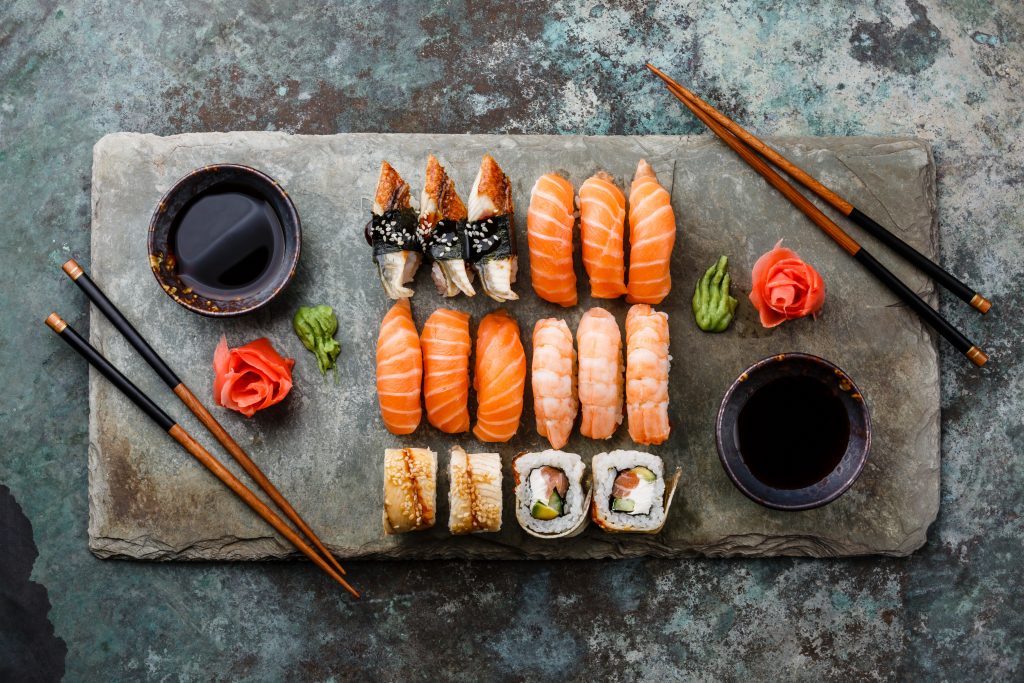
64 261 182 388
853 249 986 365
47 315 176 430
847 209 990 313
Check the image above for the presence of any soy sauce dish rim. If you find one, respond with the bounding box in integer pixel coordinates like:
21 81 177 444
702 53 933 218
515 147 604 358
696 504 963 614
147 163 301 318
715 352 872 512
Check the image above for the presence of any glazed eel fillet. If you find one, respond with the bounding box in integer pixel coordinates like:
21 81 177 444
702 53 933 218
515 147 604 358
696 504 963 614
466 154 518 302
419 155 476 297
367 161 422 299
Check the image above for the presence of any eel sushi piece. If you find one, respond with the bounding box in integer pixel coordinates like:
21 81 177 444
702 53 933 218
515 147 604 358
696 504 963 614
466 154 518 302
590 450 680 534
367 161 422 299
383 447 437 534
419 155 476 297
513 450 590 539
448 446 503 534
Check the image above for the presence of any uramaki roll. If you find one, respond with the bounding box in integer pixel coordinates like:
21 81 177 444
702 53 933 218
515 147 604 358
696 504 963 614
448 446 503 534
590 450 679 533
513 450 590 539
383 447 437 535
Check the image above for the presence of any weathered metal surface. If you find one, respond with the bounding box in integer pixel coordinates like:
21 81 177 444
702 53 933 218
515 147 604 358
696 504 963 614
89 131 939 560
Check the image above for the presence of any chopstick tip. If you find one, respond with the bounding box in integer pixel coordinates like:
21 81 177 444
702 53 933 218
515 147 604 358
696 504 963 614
62 259 84 280
967 346 988 367
45 313 67 333
970 294 992 314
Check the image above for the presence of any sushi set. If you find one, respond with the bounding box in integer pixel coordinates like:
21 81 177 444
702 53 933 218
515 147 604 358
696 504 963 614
78 130 948 565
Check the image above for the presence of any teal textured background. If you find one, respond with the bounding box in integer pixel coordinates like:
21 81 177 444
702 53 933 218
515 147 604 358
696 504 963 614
1 1 1020 679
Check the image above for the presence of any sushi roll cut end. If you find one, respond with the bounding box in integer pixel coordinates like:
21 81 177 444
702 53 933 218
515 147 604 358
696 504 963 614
513 450 590 539
591 451 679 534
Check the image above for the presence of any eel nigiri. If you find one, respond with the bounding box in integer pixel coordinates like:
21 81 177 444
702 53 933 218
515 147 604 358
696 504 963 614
473 309 526 442
627 160 676 304
466 155 518 302
532 318 578 449
576 307 623 439
367 161 422 299
375 298 422 434
625 304 671 445
419 155 476 297
527 173 577 307
420 308 471 434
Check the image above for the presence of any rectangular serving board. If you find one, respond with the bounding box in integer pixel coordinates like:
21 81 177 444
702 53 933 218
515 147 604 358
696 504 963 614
88 132 940 560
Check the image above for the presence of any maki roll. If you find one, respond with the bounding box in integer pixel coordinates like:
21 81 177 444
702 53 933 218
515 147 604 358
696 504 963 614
591 451 679 534
466 154 518 302
419 155 476 297
513 450 590 539
367 161 422 299
382 447 437 535
448 446 503 534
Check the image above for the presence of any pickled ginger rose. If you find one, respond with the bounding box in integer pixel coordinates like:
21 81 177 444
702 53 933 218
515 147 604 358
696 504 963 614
749 240 825 328
213 336 295 417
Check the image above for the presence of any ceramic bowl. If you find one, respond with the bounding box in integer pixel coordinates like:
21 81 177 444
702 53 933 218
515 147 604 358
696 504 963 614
715 352 871 511
147 164 300 317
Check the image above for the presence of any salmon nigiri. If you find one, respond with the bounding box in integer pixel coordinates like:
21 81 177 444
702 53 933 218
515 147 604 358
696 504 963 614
579 172 627 299
467 155 518 302
421 308 471 433
626 160 676 304
367 162 422 299
532 318 578 449
576 307 623 439
375 298 422 434
527 173 577 307
473 309 526 443
419 155 476 297
625 304 671 445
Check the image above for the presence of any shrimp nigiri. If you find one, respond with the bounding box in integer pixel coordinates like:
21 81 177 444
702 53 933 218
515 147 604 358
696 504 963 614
532 318 578 449
625 304 671 445
420 308 471 434
367 161 422 299
626 160 676 304
376 298 422 434
576 307 623 439
467 155 518 302
473 309 526 442
419 155 475 297
579 172 627 299
527 173 577 307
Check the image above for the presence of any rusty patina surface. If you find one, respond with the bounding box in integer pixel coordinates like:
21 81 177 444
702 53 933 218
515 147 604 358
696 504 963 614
1 1 1021 680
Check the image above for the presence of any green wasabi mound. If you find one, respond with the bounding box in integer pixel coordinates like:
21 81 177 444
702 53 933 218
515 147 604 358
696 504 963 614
692 255 738 332
293 305 341 375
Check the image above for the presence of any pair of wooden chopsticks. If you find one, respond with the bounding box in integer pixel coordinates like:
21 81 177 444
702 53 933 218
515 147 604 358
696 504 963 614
647 64 989 367
48 260 358 598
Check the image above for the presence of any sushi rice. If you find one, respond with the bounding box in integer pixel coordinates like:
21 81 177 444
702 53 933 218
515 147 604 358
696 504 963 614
513 450 589 538
591 450 677 534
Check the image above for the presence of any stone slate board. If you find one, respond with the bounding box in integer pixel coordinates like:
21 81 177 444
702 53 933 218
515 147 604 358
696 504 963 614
88 132 939 560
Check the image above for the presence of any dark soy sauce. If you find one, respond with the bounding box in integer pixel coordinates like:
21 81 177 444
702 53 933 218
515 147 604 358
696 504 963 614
736 376 850 489
171 189 284 299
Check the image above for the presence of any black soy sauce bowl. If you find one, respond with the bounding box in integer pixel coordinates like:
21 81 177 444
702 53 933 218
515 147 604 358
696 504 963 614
148 164 300 317
715 353 871 511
